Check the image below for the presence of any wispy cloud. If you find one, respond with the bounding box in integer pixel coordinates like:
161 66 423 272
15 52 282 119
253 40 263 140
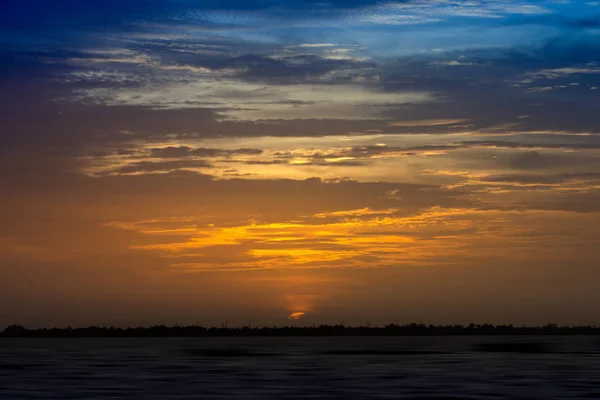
77 79 434 120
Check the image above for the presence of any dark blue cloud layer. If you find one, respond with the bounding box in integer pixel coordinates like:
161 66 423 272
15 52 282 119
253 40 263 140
2 0 600 154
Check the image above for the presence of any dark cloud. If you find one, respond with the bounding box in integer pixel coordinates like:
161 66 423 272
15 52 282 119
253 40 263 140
3 25 600 161
1 162 475 239
238 160 289 165
149 146 263 158
149 146 196 159
507 151 587 170
108 160 213 175
461 141 600 151
275 142 600 163
501 12 600 30
484 172 600 185
227 158 370 167
300 160 371 167
518 192 600 214
377 32 600 133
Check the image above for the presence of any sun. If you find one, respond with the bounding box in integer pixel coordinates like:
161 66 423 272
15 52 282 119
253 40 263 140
288 312 306 320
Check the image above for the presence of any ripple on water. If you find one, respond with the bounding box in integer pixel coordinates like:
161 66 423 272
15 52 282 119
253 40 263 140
0 337 599 399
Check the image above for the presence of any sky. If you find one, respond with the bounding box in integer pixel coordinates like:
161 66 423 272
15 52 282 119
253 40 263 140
1 0 600 328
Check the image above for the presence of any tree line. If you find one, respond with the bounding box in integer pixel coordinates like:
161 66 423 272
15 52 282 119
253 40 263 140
2 323 600 338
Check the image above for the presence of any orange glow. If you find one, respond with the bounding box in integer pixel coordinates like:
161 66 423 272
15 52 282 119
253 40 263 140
103 206 593 272
289 312 306 320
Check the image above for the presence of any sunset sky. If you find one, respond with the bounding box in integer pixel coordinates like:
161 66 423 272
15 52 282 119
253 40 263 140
1 0 600 328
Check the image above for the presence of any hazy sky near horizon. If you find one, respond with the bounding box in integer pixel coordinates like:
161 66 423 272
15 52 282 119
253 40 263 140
1 0 600 328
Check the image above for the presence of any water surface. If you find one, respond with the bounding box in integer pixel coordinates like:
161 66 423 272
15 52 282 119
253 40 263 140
1 336 599 399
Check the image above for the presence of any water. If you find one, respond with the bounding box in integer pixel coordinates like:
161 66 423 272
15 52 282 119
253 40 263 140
1 336 599 399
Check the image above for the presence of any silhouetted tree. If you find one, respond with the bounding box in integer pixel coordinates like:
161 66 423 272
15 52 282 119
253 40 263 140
3 325 27 337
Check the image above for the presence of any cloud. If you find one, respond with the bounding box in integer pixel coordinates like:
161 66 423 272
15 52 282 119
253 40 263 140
107 160 213 175
78 79 434 120
105 202 600 273
460 141 600 151
507 151 593 170
353 0 552 26
149 146 263 158
389 119 469 127
269 141 600 164
5 5 600 154
314 207 399 218
528 66 600 80
483 172 600 185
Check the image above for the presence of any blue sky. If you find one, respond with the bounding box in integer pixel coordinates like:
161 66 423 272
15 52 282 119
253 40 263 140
2 1 598 52
3 0 599 126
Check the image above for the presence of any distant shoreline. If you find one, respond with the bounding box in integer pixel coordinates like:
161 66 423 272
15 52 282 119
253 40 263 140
3 324 600 338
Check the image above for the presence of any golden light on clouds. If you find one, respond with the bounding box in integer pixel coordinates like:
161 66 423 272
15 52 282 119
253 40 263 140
101 205 600 276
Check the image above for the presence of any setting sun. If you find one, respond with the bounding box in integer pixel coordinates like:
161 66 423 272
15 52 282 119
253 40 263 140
289 312 307 320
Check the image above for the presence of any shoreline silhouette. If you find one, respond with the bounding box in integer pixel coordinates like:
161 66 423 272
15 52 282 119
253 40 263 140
3 323 599 338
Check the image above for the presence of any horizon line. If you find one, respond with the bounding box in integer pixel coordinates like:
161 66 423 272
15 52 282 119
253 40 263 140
4 322 600 331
